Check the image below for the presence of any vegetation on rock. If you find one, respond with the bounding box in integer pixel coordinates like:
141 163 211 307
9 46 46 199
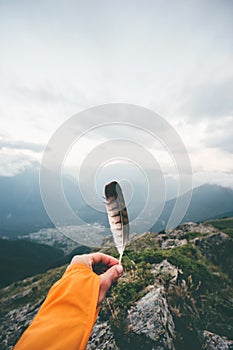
0 219 233 350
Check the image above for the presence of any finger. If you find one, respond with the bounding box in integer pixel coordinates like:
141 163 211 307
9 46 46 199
98 264 123 305
69 254 92 268
93 263 109 275
91 252 119 268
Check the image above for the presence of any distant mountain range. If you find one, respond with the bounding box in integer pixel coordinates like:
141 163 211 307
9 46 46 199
0 167 233 237
0 168 87 237
151 183 233 232
0 168 52 236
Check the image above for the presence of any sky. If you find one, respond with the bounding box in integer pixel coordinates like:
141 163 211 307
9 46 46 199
0 0 233 190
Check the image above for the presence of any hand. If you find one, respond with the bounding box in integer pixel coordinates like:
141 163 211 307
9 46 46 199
69 253 123 305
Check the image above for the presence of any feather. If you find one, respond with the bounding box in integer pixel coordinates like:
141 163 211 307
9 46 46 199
105 181 129 263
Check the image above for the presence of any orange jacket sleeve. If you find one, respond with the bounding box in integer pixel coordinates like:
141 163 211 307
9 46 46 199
14 263 100 350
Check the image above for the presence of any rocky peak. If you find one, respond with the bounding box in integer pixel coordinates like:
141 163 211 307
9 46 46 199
1 219 233 350
127 286 175 350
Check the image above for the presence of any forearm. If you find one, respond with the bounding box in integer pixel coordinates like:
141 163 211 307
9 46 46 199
14 264 100 350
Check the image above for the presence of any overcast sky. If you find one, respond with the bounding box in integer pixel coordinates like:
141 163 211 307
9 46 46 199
0 0 233 189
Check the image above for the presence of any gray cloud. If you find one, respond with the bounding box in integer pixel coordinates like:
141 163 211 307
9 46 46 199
14 85 65 104
12 84 87 107
0 0 233 188
203 118 233 153
181 78 233 120
0 139 45 153
0 152 39 176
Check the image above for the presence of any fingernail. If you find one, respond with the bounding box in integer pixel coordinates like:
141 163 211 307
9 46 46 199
116 264 123 275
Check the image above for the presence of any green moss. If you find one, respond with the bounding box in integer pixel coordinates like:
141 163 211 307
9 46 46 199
2 219 233 341
0 266 65 318
162 245 216 288
184 231 207 241
103 240 233 338
205 217 233 229
123 244 220 291
205 217 233 238
221 228 233 239
205 218 233 238
100 256 154 325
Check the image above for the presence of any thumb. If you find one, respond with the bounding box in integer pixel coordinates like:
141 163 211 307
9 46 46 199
98 264 123 305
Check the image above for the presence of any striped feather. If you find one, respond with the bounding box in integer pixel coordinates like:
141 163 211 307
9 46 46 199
105 181 129 263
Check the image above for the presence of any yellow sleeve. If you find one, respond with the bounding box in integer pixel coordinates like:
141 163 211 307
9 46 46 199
14 263 100 350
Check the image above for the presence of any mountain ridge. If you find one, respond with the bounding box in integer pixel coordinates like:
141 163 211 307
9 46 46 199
1 217 232 350
1 167 233 237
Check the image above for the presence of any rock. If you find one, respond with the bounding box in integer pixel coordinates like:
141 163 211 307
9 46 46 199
152 260 182 285
127 287 176 350
194 232 233 278
87 262 178 350
1 221 232 350
198 330 233 350
156 232 187 249
156 222 218 249
161 238 187 249
87 318 119 350
167 222 218 236
0 303 40 350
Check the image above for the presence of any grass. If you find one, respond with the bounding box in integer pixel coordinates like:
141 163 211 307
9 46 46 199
101 234 233 339
205 218 233 238
183 231 208 241
0 266 66 318
1 219 233 343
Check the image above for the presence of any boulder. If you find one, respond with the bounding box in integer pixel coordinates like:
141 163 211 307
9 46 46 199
87 318 119 350
198 330 233 350
127 287 176 350
161 238 187 249
194 232 233 278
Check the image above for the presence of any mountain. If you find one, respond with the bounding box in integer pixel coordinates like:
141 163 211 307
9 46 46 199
0 168 52 236
0 233 94 289
151 184 233 232
1 167 233 238
0 238 64 288
48 245 92 269
184 184 233 222
1 218 232 350
0 167 86 237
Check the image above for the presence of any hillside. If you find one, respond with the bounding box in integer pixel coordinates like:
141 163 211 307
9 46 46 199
0 219 233 350
0 236 94 288
0 238 63 288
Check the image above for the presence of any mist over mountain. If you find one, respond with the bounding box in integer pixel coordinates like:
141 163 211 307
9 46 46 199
0 168 51 236
0 168 86 237
0 167 233 238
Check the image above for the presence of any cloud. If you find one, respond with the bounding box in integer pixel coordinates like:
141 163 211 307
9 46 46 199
0 0 232 189
203 117 233 153
0 151 39 176
0 137 43 176
180 77 233 120
0 138 45 153
11 83 89 108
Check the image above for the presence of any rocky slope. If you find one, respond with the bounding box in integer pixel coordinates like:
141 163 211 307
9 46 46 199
0 219 233 350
